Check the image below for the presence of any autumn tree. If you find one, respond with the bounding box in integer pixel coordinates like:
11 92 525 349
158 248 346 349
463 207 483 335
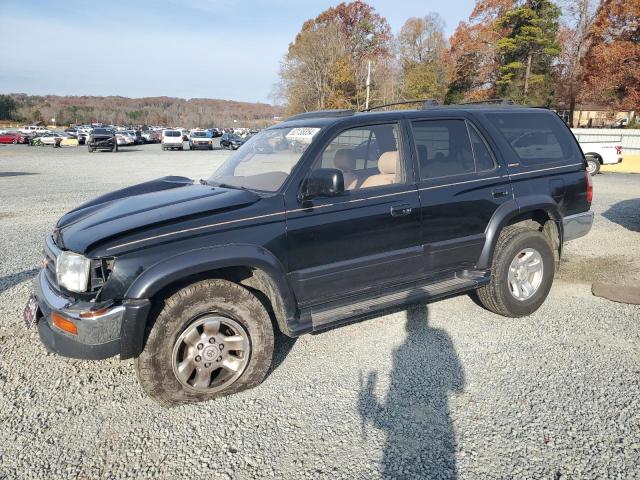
279 23 347 112
396 14 450 101
278 1 392 113
580 0 640 111
495 0 561 105
554 0 599 125
445 0 515 103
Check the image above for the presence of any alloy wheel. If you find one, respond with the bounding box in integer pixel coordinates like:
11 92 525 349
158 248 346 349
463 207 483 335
507 248 544 301
171 315 250 393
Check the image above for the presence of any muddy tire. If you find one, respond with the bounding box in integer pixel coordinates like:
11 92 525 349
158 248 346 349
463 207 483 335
135 279 274 407
476 225 555 317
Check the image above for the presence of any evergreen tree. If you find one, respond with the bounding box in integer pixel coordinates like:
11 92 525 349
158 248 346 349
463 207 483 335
496 0 561 105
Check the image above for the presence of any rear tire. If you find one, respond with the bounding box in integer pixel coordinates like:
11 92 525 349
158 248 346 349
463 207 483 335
585 155 601 176
476 225 555 317
135 279 274 407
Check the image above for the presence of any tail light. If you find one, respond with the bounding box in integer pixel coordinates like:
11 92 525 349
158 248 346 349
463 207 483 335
585 170 593 204
615 146 622 155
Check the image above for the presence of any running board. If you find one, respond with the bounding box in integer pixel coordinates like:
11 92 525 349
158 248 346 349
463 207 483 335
307 274 484 329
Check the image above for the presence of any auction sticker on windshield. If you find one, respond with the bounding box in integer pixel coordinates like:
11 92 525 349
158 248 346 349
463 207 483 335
285 127 320 144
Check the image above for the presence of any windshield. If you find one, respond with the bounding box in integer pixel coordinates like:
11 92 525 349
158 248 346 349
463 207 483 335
164 130 181 137
209 126 321 192
192 131 207 137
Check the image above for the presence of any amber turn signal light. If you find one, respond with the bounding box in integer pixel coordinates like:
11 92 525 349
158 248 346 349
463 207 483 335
51 312 78 335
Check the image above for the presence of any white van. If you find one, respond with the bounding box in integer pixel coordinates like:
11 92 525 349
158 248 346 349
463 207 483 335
161 129 184 151
19 125 49 135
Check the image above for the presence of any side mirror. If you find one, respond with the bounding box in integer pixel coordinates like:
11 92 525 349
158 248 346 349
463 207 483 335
301 168 345 200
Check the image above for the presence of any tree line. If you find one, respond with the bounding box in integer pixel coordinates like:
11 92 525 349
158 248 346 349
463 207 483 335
276 0 639 126
0 94 283 128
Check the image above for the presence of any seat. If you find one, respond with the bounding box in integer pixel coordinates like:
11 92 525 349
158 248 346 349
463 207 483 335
333 149 359 190
360 151 398 188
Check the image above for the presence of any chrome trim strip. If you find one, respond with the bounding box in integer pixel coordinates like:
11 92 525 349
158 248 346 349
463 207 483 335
287 189 416 214
418 176 502 191
107 211 286 251
110 164 577 251
508 163 583 177
107 190 421 250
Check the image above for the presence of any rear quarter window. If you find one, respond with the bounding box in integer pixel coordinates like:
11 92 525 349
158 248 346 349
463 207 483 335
486 112 582 166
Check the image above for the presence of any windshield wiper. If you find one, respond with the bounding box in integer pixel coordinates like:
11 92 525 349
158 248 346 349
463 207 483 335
216 183 249 191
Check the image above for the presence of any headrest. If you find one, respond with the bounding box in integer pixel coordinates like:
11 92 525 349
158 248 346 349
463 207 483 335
333 149 356 171
378 151 398 175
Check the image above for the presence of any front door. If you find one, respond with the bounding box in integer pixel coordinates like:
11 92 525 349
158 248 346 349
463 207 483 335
285 121 422 307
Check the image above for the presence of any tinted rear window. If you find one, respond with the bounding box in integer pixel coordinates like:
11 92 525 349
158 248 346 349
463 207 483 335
164 131 181 137
412 119 475 179
486 112 581 166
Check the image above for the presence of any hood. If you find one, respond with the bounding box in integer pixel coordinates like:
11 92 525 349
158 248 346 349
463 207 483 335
55 176 260 254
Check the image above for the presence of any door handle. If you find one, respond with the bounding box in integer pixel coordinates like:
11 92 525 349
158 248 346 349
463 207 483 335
492 188 509 199
390 204 412 217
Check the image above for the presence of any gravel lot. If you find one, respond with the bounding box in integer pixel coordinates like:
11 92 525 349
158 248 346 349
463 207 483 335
0 143 639 479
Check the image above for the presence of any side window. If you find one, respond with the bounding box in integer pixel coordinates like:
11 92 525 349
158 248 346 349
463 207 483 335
486 112 581 166
314 123 402 190
413 119 474 180
468 123 496 171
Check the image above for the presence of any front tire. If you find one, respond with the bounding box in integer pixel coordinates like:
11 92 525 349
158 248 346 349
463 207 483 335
476 225 555 317
135 279 274 407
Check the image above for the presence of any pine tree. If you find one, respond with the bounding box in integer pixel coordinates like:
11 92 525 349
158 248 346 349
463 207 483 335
495 0 561 104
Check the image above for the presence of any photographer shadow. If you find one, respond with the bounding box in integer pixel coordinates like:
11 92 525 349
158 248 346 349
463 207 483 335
358 304 465 479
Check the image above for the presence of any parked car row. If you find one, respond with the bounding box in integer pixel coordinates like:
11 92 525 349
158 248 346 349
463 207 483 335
1 123 260 154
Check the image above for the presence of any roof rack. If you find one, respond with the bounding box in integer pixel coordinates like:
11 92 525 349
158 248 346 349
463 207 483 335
363 99 439 112
285 109 355 121
458 98 515 105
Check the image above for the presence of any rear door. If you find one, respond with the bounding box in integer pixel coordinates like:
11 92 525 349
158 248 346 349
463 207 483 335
410 116 511 275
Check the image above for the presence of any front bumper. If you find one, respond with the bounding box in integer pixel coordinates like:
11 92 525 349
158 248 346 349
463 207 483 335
563 211 594 242
32 270 150 360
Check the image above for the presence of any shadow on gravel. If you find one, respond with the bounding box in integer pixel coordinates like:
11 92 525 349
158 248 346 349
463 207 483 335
0 268 39 295
358 304 464 479
0 171 38 177
265 329 297 379
603 198 640 232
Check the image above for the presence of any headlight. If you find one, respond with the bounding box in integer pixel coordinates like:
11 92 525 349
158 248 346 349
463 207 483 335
56 251 91 293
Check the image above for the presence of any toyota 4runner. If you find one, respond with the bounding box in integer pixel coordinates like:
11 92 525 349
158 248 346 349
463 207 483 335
25 104 594 406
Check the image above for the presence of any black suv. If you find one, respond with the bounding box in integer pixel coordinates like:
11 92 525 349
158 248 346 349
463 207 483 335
25 105 594 406
87 128 117 152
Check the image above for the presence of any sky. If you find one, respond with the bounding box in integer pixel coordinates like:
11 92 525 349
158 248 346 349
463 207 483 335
0 0 476 104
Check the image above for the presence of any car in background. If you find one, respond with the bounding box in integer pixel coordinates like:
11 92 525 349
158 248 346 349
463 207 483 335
115 132 135 146
576 140 623 176
0 132 24 144
220 133 245 150
30 132 64 146
210 128 222 138
87 128 117 152
162 129 184 150
19 125 49 135
189 130 214 150
142 130 161 143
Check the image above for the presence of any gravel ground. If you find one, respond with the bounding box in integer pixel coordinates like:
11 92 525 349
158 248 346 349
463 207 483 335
0 143 639 479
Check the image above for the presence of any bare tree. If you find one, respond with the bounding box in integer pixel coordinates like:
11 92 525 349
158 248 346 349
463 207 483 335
558 0 599 126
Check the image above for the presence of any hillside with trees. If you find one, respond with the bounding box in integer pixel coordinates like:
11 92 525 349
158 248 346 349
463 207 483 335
0 94 283 128
277 0 639 120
